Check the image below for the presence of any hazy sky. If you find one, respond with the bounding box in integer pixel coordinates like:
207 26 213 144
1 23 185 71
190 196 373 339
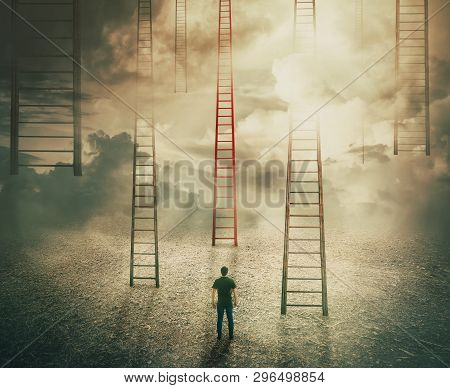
0 0 448 239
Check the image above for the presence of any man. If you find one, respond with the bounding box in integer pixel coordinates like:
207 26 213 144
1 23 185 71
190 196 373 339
211 266 237 340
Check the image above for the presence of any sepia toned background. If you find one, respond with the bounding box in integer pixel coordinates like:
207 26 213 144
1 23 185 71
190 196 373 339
0 0 448 367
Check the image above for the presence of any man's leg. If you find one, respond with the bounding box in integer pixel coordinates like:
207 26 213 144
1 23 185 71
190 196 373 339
225 305 234 339
217 305 225 339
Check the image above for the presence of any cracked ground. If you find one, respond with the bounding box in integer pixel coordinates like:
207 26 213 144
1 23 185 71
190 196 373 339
0 210 449 367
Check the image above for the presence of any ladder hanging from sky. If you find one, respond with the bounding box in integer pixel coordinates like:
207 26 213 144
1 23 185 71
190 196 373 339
10 0 82 176
394 0 430 155
281 0 328 316
175 0 187 93
355 0 365 164
130 0 160 287
212 0 238 246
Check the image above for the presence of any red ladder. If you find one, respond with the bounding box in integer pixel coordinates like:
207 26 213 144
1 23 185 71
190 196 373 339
212 0 237 246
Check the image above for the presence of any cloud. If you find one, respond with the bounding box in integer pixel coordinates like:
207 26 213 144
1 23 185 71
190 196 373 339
0 131 133 236
0 0 448 241
348 144 390 163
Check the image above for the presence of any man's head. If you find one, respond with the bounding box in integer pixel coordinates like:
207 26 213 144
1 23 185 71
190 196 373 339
221 266 228 276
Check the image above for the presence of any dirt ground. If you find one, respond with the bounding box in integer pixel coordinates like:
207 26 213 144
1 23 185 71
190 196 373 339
0 210 449 368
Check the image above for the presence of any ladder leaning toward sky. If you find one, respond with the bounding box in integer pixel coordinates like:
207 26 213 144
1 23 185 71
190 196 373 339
281 0 328 316
10 0 82 176
212 0 238 246
130 0 160 287
175 0 187 93
394 0 430 155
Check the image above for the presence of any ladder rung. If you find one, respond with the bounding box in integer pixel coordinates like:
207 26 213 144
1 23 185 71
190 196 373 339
133 276 156 280
18 71 73 74
18 121 73 124
19 164 72 167
286 290 322 293
290 203 320 205
289 238 320 241
287 278 322 281
18 135 73 138
18 55 72 59
288 252 321 255
17 2 73 5
133 264 156 268
19 87 72 91
19 149 72 153
289 215 319 218
289 226 320 229
19 104 72 108
286 304 322 307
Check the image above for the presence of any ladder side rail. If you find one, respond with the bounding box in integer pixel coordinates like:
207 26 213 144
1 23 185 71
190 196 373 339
424 0 430 156
130 0 142 287
10 0 19 175
184 0 188 92
229 0 238 246
174 0 177 92
394 0 400 155
313 0 317 55
317 121 328 316
281 113 294 315
149 1 160 287
73 0 82 176
313 0 327 316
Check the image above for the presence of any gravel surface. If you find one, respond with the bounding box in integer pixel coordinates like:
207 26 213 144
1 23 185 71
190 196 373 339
0 211 449 367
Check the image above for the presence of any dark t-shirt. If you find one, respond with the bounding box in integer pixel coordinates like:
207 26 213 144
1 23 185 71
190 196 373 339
212 276 236 307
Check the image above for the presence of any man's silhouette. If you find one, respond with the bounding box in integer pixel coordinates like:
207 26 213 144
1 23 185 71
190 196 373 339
211 266 237 340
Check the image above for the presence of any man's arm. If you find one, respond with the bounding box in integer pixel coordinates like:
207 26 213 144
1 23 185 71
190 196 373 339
211 288 216 308
232 288 237 307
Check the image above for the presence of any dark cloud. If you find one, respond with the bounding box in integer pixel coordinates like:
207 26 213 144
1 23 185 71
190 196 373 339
0 131 133 237
348 144 390 163
431 57 450 102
